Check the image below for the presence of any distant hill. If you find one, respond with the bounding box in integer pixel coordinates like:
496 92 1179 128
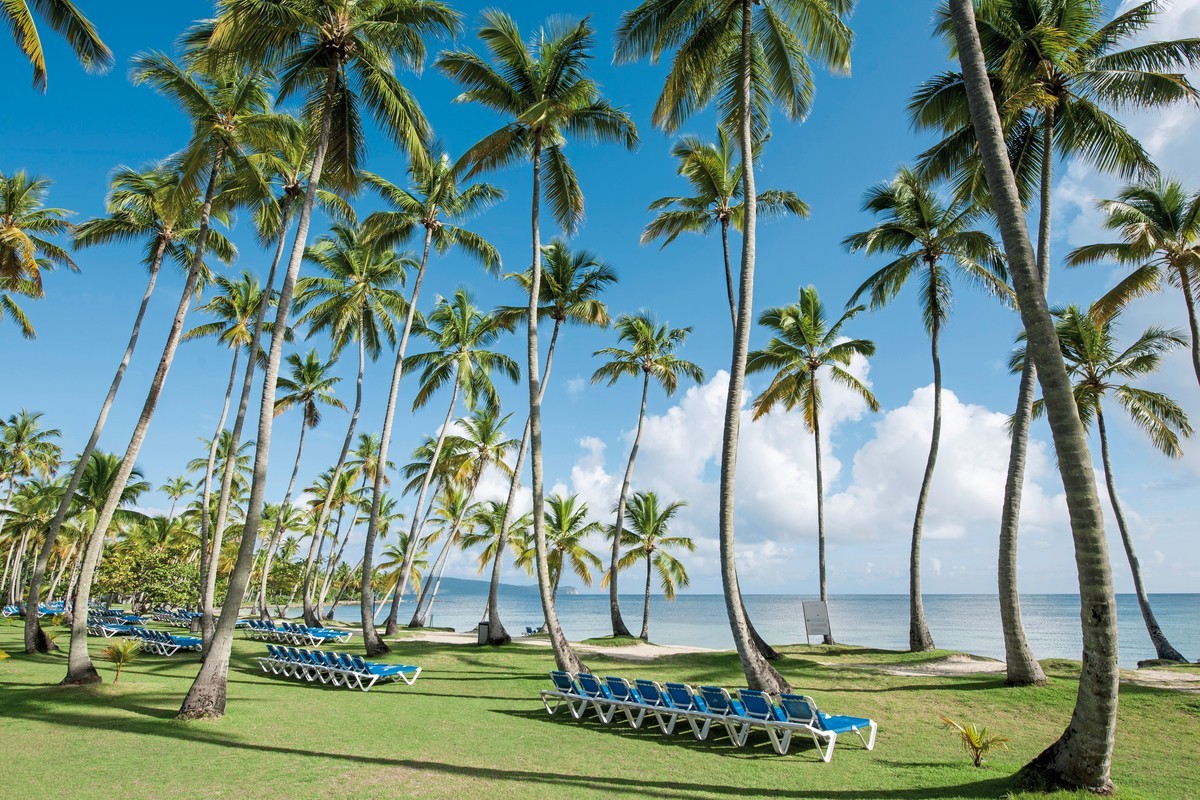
433 577 560 596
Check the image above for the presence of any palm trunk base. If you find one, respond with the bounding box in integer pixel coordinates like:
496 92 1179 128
30 624 57 654
610 617 633 638
822 634 835 646
1150 635 1187 663
384 619 399 636
61 663 102 686
364 634 390 657
749 620 781 661
1006 668 1049 688
486 630 512 646
1018 737 1115 796
910 627 935 652
178 680 228 720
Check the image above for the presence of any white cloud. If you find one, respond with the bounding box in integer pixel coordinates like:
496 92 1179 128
565 377 586 397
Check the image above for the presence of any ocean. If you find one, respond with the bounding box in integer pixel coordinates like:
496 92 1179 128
334 592 1199 669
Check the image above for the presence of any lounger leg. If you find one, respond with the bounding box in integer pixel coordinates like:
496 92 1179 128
810 731 836 763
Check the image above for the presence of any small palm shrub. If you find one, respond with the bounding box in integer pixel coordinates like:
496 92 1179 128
100 639 139 683
941 715 1009 768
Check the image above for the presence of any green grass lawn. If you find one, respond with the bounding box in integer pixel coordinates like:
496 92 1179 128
0 621 1195 800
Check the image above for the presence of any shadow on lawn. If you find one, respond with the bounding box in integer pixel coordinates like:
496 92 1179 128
0 686 1015 799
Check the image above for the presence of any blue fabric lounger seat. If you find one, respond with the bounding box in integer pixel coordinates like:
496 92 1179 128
778 693 878 762
129 627 201 656
540 670 589 719
86 615 135 638
244 620 353 646
256 645 419 691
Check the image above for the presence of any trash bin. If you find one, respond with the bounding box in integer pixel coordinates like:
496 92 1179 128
476 621 489 645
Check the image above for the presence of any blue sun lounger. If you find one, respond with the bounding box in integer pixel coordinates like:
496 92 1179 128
777 693 877 762
256 645 419 691
131 627 201 656
540 670 589 719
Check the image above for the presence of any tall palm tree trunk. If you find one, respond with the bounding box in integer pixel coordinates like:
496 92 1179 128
198 345 241 644
949 3 1118 791
202 202 295 634
47 541 75 601
179 62 339 719
63 156 223 685
359 227 435 655
909 292 940 652
410 496 471 628
1177 266 1200 389
384 483 439 631
318 498 358 612
640 555 652 640
483 321 560 645
998 112 1055 686
813 404 834 645
718 1 789 694
608 373 649 637
303 316 367 627
720 218 736 327
527 141 584 673
1095 405 1185 661
24 239 167 653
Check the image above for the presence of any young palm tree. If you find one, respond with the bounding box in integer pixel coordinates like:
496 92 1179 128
439 11 637 672
844 167 1009 651
179 0 458 718
380 289 518 649
592 312 703 637
3 0 110 90
354 147 502 652
463 500 531 585
518 494 603 607
616 0 854 693
1069 179 1200 388
642 128 808 325
1018 305 1190 661
948 0 1119 789
160 476 193 521
746 285 878 637
293 222 410 626
913 0 1199 689
483 240 615 644
0 170 78 338
615 491 693 641
0 411 61 604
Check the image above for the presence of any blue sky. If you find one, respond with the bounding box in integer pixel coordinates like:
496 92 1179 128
4 1 1199 598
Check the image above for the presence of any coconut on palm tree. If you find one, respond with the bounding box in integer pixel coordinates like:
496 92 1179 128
844 167 1009 652
947 0 1119 789
616 0 854 694
1017 304 1190 662
614 491 693 641
439 11 637 672
642 128 808 325
3 0 111 91
746 285 877 637
482 240 615 645
592 312 703 637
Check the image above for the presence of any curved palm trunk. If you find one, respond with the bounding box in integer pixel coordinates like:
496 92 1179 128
203 200 294 633
198 345 241 645
950 4 1118 791
1177 266 1200 389
909 302 940 652
527 141 584 673
484 321 561 645
720 218 736 327
326 556 361 618
608 373 649 637
63 157 223 685
410 493 471 628
359 227 435 655
304 317 367 627
1095 405 1185 661
257 421 310 625
178 62 339 719
813 405 834 646
318 498 358 612
997 113 1055 686
384 484 439 632
24 239 166 653
640 554 652 641
46 541 75 602
718 1 789 694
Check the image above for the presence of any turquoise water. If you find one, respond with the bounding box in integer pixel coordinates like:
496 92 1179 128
335 593 1199 669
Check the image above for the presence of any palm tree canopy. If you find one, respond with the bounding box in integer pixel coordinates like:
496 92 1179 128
616 490 693 600
747 285 879 427
4 0 112 91
184 271 274 355
1014 304 1192 457
0 170 76 292
592 311 705 396
437 11 638 233
274 349 347 428
0 409 62 483
518 493 603 588
497 239 617 328
844 167 1011 333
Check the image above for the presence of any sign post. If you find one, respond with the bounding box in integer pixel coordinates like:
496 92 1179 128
802 600 832 645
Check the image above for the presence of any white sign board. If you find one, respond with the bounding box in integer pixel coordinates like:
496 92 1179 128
802 600 831 643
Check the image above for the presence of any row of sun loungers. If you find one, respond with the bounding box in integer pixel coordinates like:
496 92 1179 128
541 671 877 762
151 608 201 627
129 627 202 656
2 602 68 618
86 614 137 638
256 645 421 691
242 619 353 646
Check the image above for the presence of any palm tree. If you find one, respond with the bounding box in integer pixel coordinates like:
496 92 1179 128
439 11 637 673
179 0 459 719
616 0 854 693
293 222 410 627
913 0 1199 690
483 240 615 645
160 476 192 520
24 164 236 653
947 0 1119 789
746 285 877 636
354 146 502 653
0 170 78 338
0 411 61 605
1069 179 1200 388
1018 305 1190 661
642 128 808 325
616 491 693 641
592 313 703 637
62 53 270 686
381 289 518 647
255 501 308 620
519 494 603 607
844 167 1009 651
3 0 111 90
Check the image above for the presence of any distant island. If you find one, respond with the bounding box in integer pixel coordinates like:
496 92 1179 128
432 577 578 597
